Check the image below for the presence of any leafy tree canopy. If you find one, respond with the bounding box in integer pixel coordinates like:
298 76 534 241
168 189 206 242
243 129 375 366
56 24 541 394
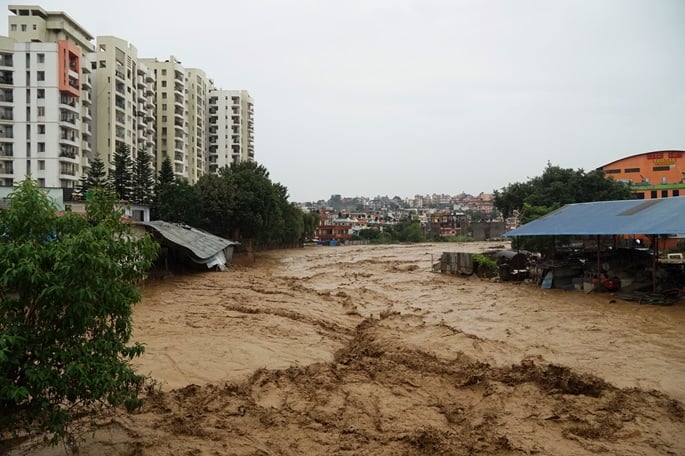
493 162 633 219
0 179 158 446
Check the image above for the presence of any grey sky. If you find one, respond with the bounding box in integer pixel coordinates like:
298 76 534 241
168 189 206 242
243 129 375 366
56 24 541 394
3 0 684 202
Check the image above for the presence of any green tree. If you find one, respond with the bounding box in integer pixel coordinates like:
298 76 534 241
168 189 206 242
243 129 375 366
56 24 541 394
493 162 633 218
220 161 279 244
77 153 108 197
157 180 204 226
131 149 155 205
110 143 133 201
157 156 175 188
0 179 157 446
196 173 236 237
302 211 320 240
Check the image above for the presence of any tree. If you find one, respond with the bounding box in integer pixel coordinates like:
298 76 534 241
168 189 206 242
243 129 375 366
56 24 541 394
493 162 633 218
157 156 175 188
77 153 108 197
110 143 133 201
131 150 155 205
157 180 205 226
196 173 235 237
0 179 158 446
220 161 280 244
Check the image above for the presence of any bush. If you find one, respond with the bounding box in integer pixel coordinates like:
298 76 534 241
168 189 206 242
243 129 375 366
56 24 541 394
473 253 498 277
0 180 158 446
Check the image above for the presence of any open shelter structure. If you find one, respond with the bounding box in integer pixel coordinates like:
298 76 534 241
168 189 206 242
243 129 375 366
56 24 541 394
504 197 685 292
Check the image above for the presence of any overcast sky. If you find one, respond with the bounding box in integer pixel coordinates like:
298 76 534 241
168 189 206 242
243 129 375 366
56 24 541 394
3 1 684 202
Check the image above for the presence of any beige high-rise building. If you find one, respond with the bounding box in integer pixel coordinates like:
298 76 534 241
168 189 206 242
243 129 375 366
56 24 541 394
1 5 93 191
185 68 212 183
207 89 254 173
140 55 188 180
92 36 156 172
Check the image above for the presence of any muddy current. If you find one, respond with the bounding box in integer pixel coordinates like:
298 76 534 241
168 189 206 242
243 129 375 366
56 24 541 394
9 242 685 455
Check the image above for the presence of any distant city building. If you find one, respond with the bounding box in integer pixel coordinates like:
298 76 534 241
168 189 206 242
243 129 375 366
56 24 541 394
599 150 685 199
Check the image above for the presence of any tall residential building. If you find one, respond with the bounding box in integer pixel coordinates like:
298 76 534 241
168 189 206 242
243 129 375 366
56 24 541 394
185 68 211 183
140 56 188 180
2 5 94 190
91 36 156 172
207 89 254 173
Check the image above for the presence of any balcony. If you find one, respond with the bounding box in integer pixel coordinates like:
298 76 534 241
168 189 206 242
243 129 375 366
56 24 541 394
0 128 13 139
0 71 13 85
59 147 77 159
0 90 13 103
0 55 13 67
0 108 13 121
60 95 78 111
0 144 13 156
59 166 76 176
0 164 14 175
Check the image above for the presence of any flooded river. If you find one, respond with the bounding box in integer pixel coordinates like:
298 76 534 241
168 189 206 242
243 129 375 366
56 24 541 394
11 242 685 455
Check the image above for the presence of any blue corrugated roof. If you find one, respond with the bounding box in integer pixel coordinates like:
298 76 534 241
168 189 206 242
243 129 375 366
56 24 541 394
504 197 685 237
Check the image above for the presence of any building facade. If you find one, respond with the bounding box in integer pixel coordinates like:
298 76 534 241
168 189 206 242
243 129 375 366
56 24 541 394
599 150 685 199
92 36 156 172
2 5 94 190
185 68 212 183
2 5 254 194
207 89 254 173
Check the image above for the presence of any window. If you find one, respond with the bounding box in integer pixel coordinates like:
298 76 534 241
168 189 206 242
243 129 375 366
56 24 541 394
162 92 167 99
162 115 167 122
604 169 620 174
21 24 27 32
37 107 45 117
636 192 645 199
37 53 44 63
653 166 670 172
37 178 45 187
651 191 658 199
624 168 640 173
162 104 167 111
162 69 167 75
161 81 167 87
37 88 44 98
662 190 668 198
674 190 680 197
37 142 45 152
32 24 37 30
36 71 45 81
38 124 45 134
99 61 106 68
10 24 16 31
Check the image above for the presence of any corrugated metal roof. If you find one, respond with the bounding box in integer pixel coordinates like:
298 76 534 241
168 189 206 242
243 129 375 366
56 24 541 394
505 197 685 237
143 221 239 260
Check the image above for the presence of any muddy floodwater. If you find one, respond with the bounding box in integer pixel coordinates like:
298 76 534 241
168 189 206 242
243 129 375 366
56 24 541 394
10 242 685 455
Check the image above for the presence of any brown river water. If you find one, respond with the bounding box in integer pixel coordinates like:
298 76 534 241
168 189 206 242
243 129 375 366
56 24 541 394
8 242 685 455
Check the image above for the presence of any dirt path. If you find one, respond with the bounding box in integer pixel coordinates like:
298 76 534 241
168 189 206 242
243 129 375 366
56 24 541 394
8 242 685 455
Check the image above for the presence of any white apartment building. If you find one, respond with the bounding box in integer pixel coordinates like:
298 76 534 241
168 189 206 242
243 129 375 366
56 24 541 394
2 5 255 194
1 5 94 191
185 68 211 183
91 36 156 172
207 89 254 173
140 56 188 180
